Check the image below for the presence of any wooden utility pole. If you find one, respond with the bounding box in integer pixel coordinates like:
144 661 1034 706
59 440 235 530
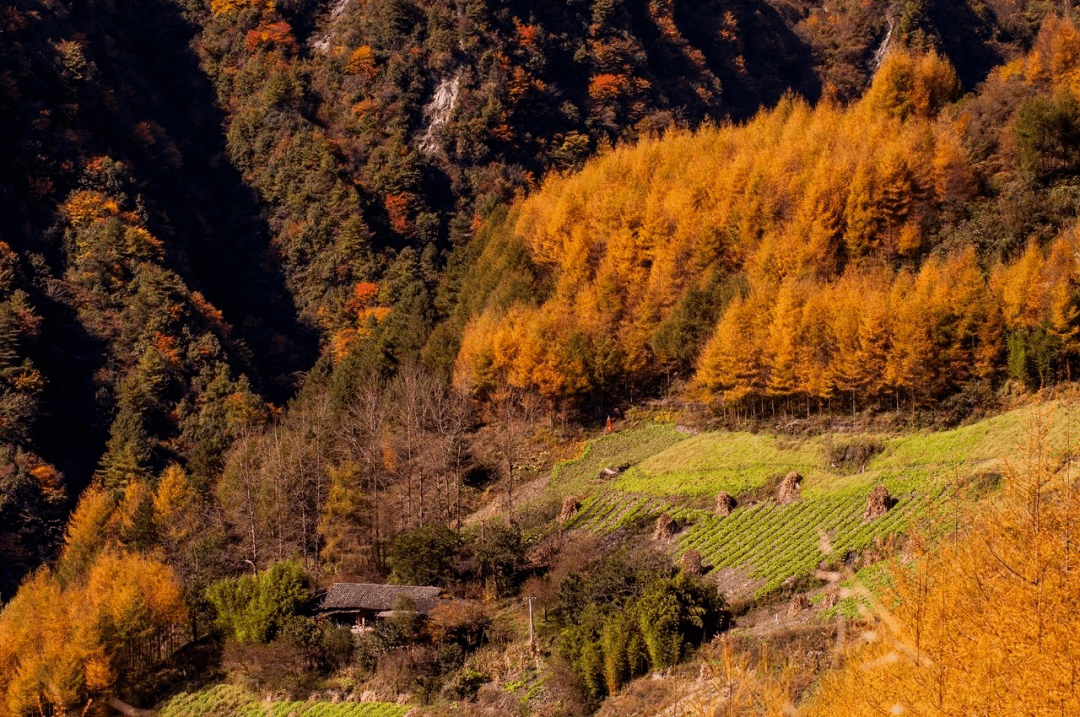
524 596 535 647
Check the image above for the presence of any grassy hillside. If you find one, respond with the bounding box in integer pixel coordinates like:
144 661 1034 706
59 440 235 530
609 403 1072 497
556 401 1075 597
158 685 408 717
548 423 692 496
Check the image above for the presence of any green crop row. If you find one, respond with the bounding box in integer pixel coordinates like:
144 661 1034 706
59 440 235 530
568 487 717 536
678 487 946 597
563 492 621 530
236 701 406 717
567 483 947 599
551 404 1058 600
566 492 682 535
157 685 408 717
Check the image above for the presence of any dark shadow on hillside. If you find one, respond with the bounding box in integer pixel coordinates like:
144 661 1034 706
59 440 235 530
924 0 1005 91
277 0 327 45
674 0 821 120
0 0 320 596
63 0 320 401
453 0 821 194
508 0 820 124
0 0 320 490
31 290 112 533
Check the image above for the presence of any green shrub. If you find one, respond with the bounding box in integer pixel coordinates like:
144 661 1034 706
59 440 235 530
556 553 725 697
206 560 311 644
388 525 461 586
471 521 527 596
443 667 489 700
1015 89 1080 178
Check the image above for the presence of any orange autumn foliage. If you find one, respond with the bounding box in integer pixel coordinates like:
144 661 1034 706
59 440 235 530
695 247 1005 406
62 189 119 225
864 49 961 119
28 464 63 499
804 416 1080 716
330 328 358 365
351 281 379 307
153 464 198 545
455 48 983 405
0 487 186 716
384 192 415 236
345 46 377 79
328 282 392 363
244 21 297 54
454 31 1080 408
0 555 185 716
588 73 629 102
209 0 274 17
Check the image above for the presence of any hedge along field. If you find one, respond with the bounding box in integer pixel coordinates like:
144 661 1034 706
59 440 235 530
158 685 409 717
556 402 1080 598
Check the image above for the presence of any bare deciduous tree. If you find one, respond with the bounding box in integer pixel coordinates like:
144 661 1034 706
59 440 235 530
491 385 539 521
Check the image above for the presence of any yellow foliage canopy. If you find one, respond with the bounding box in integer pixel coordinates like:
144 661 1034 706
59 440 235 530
0 483 189 716
455 49 978 404
454 31 1080 407
0 553 186 716
864 48 961 119
345 46 377 79
805 417 1080 716
209 0 275 16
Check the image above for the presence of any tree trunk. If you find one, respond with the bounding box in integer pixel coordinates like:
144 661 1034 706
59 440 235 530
506 456 514 522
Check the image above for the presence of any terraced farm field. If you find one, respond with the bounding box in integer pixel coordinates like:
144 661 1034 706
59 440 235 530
612 431 825 497
158 685 408 717
678 488 942 596
548 422 690 495
565 484 941 597
565 492 710 534
559 402 1075 597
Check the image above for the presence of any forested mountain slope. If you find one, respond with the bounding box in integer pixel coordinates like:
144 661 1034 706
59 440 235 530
1 2 1079 714
0 0 1058 599
182 0 1046 380
452 24 1080 418
0 0 310 600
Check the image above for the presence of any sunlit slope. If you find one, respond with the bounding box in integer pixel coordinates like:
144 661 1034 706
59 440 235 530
455 24 1080 415
557 402 1076 596
158 685 407 717
455 49 971 404
612 403 1069 497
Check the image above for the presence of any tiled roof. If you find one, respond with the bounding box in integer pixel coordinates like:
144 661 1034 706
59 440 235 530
320 583 441 613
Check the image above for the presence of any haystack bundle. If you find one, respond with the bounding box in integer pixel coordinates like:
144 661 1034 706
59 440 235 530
715 491 735 516
558 496 581 525
776 471 802 505
653 512 678 540
680 549 704 575
788 593 810 616
863 485 892 521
